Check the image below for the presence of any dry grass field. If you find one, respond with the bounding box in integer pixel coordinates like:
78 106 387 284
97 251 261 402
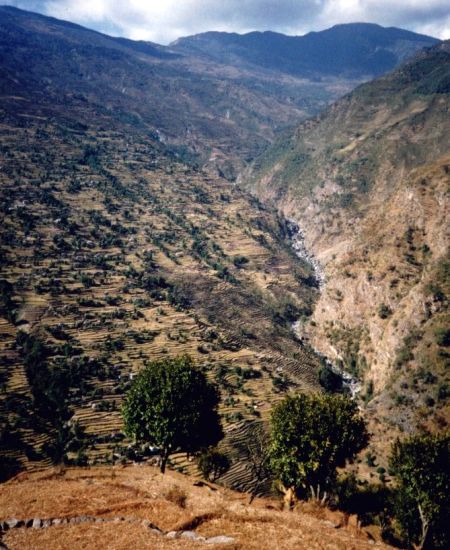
0 465 392 550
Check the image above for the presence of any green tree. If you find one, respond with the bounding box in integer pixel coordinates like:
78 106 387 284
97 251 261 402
389 433 450 549
269 393 368 503
122 355 223 473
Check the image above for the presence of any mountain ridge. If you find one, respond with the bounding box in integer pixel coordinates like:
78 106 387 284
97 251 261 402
171 23 439 79
0 6 439 180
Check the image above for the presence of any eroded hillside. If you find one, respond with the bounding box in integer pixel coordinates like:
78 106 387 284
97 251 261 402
248 42 450 456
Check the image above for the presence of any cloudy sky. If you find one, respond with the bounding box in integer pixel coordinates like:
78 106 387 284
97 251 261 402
4 1 450 44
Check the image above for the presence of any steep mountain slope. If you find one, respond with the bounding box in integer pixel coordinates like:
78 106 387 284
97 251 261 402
0 7 438 181
0 5 447 485
172 23 438 79
248 42 450 456
0 6 350 181
0 9 323 481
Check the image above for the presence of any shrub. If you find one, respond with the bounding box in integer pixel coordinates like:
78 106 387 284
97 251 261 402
233 256 249 268
319 367 344 393
378 303 393 319
164 485 187 508
197 448 230 482
435 328 450 347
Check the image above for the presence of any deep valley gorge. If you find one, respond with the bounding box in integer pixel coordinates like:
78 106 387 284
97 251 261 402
0 5 449 549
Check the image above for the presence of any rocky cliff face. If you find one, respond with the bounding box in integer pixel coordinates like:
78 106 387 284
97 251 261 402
249 42 450 445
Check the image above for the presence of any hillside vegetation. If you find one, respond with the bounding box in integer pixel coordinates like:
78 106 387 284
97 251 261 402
248 41 450 457
0 4 448 517
0 8 326 483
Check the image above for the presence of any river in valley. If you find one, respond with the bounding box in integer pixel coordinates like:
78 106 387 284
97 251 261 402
286 218 361 398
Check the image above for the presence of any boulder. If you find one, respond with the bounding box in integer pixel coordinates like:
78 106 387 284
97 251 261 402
141 519 161 532
32 519 42 529
180 531 205 541
206 535 236 544
113 517 125 523
6 518 23 529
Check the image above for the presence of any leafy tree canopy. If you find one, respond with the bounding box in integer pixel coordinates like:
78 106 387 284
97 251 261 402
122 355 223 472
389 432 450 549
269 393 368 498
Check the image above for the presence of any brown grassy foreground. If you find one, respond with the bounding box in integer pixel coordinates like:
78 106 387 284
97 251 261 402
0 465 392 549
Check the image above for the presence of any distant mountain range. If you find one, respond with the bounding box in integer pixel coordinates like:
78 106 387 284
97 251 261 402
171 23 438 78
0 6 440 179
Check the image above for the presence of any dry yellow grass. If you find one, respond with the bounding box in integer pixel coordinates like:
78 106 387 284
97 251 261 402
0 465 392 550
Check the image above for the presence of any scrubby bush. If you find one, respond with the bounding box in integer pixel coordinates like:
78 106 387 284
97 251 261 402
197 448 230 481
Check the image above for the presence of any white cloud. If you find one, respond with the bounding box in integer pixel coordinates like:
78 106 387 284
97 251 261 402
4 0 450 43
40 0 325 43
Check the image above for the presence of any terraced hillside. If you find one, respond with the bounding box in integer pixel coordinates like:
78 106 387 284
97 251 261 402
0 48 321 481
248 41 450 459
0 7 438 181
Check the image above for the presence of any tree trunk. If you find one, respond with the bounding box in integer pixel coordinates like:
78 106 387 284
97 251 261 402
160 449 170 474
248 486 258 504
417 504 430 550
283 486 297 510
